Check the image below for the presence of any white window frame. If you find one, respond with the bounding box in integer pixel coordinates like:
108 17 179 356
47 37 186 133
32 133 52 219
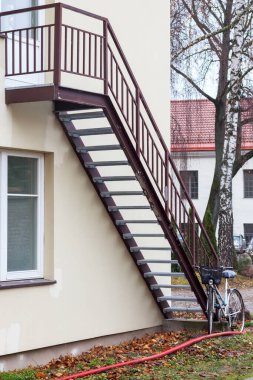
0 151 44 281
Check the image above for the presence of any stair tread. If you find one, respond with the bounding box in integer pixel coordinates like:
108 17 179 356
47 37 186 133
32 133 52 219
77 145 121 152
158 296 197 302
164 307 202 312
137 259 178 264
144 272 185 277
69 128 113 137
131 246 171 251
101 191 143 197
85 161 129 167
109 206 150 211
151 284 191 290
116 219 158 224
123 233 164 239
60 111 105 120
93 176 136 182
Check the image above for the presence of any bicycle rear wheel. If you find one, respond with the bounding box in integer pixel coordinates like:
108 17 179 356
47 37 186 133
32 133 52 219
227 289 245 332
207 287 214 334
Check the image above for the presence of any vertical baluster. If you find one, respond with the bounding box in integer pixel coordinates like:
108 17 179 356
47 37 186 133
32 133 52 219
77 29 80 74
26 29 29 72
19 30 22 74
136 88 140 157
33 27 36 72
48 25 51 71
165 151 169 215
64 26 67 71
5 34 8 76
192 208 196 266
94 34 97 77
41 27 44 72
12 31 15 75
82 31 86 75
89 33 91 76
70 27 74 73
99 36 103 79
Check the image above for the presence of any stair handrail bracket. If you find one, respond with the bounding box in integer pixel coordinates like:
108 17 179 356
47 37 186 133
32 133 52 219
0 3 219 270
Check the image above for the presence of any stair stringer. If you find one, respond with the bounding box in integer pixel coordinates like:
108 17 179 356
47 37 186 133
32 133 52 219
55 110 172 319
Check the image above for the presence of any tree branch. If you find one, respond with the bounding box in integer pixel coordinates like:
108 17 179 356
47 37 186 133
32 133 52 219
233 149 253 177
171 64 216 103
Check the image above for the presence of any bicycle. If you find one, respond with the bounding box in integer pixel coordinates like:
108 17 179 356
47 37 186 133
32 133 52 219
198 266 245 334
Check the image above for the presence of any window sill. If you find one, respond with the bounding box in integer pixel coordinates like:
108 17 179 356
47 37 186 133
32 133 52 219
0 278 56 290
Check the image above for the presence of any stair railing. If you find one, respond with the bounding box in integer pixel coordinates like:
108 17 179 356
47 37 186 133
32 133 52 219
0 3 219 267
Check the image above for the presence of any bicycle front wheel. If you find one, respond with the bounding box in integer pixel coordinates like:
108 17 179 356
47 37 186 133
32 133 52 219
207 288 214 334
227 289 245 332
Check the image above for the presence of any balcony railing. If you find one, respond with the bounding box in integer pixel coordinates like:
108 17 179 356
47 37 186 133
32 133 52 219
0 3 219 267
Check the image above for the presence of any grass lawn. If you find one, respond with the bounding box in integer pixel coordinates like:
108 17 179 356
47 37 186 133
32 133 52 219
1 326 253 380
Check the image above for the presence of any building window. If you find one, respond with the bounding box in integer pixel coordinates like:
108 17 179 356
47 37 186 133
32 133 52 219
180 170 198 199
244 170 253 198
0 151 44 281
244 224 253 245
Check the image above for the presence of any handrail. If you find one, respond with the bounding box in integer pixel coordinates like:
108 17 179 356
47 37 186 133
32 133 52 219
0 3 219 266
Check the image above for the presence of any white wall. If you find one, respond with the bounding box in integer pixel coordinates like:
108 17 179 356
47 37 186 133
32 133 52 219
173 151 253 237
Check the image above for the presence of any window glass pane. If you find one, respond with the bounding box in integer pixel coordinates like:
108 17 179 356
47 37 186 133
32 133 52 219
244 170 253 198
0 1 38 32
180 170 198 199
8 156 37 194
7 196 37 272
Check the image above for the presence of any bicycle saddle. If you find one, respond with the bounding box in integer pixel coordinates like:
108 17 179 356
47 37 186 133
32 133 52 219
222 269 236 278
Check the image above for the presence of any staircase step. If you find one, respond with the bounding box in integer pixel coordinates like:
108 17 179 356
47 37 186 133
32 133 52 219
144 272 185 278
116 219 158 225
93 176 136 183
130 246 171 252
137 259 178 265
123 233 165 239
158 296 197 302
85 161 129 168
69 128 113 137
77 145 121 152
164 307 202 313
60 111 105 121
109 206 151 212
101 191 143 197
151 284 191 290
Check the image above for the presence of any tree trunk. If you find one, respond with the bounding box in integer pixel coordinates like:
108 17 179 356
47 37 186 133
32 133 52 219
218 0 245 266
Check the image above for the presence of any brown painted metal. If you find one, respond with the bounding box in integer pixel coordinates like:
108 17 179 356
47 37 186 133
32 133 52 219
54 3 62 86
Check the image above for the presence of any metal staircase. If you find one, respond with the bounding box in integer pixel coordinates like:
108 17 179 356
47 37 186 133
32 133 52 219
1 3 220 320
56 107 210 318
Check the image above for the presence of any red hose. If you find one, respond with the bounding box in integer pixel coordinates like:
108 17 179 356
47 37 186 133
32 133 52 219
57 330 244 380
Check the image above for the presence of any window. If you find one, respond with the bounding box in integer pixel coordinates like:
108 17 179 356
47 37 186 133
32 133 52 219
244 224 253 245
180 170 198 199
244 170 253 198
0 152 44 281
0 1 38 32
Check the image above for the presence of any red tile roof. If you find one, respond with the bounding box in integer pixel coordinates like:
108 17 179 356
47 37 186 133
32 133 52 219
171 99 253 151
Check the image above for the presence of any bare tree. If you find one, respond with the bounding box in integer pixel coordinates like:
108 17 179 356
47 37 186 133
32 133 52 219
171 0 253 265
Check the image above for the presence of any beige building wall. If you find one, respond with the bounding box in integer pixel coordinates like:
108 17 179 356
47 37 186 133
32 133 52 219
0 0 169 363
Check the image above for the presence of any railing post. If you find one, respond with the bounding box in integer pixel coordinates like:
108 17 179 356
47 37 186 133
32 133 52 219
53 3 62 87
103 20 108 95
165 150 169 215
136 87 140 157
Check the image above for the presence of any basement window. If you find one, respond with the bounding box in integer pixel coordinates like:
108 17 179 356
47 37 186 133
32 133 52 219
244 170 253 198
180 170 198 199
0 151 44 281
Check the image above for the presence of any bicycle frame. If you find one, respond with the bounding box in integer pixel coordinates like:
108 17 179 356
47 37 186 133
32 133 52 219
208 278 230 319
